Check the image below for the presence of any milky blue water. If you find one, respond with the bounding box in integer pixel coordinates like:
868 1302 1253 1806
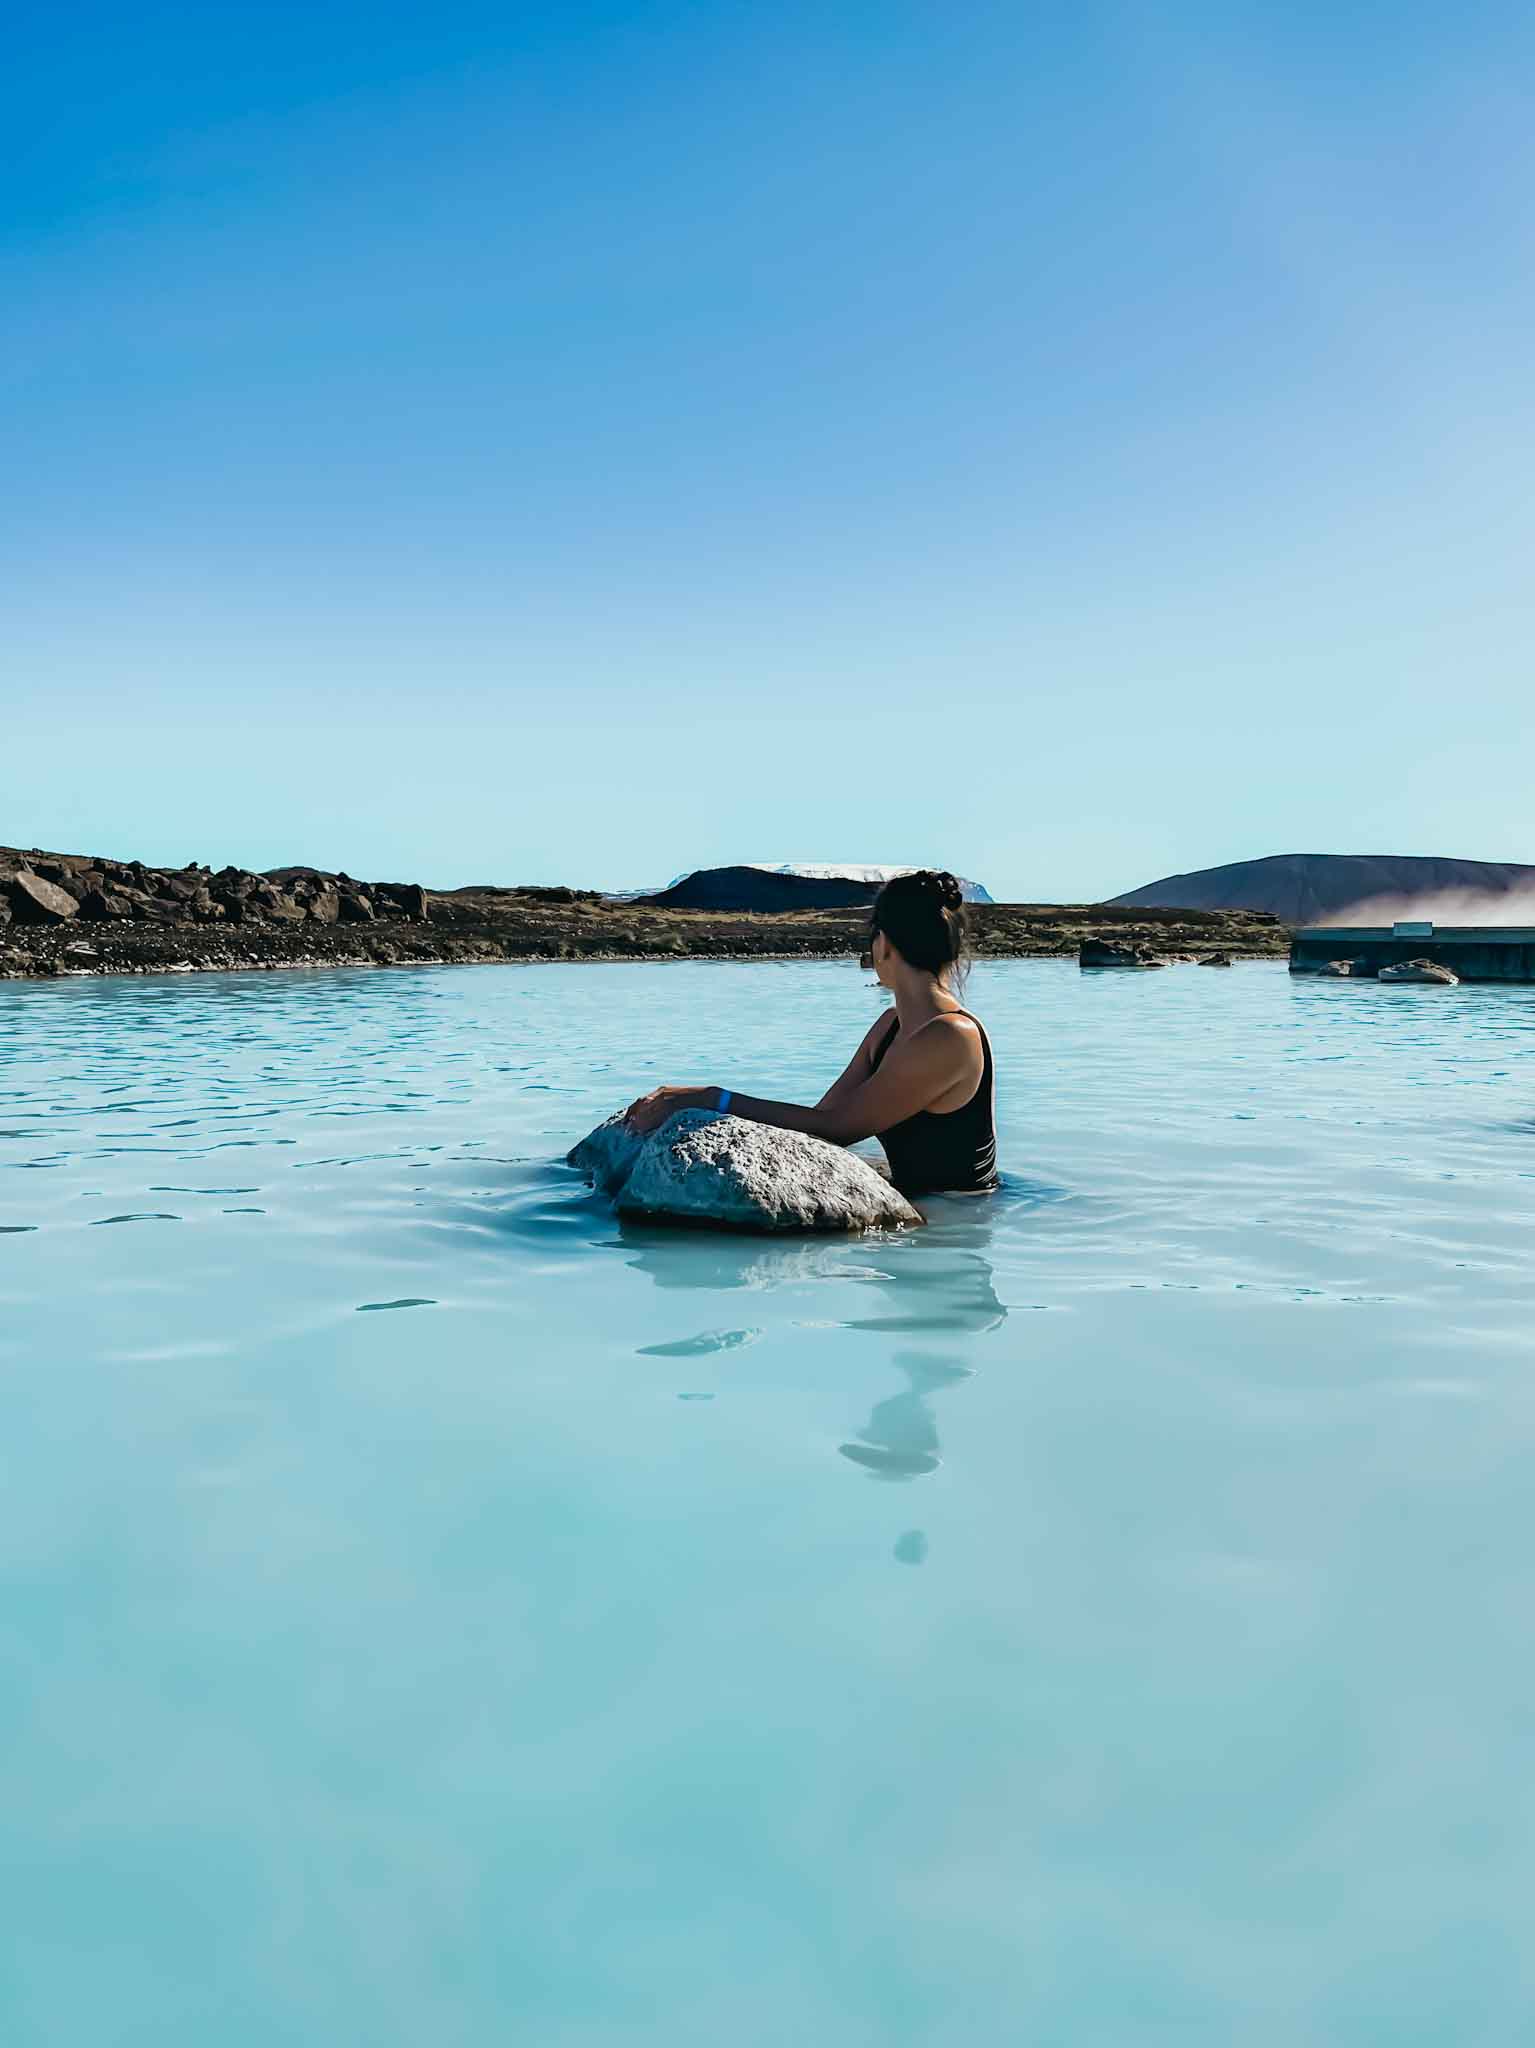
4 959 1535 2045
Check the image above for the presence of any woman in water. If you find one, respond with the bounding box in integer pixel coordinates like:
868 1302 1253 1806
624 869 997 1197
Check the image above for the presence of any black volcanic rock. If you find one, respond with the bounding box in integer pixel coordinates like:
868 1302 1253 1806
639 866 883 913
7 873 80 923
3 841 1290 980
1080 938 1164 969
1109 854 1535 925
77 888 133 922
0 845 434 942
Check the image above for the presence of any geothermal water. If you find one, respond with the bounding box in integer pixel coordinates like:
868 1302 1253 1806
3 959 1534 2044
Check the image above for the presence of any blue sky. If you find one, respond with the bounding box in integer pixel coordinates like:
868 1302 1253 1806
5 1 1532 897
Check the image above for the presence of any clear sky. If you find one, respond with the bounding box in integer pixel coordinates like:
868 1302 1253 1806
6 1 1533 898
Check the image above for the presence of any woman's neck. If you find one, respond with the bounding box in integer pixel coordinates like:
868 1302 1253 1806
891 968 957 1024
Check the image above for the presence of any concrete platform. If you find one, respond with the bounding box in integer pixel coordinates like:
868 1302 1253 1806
1291 925 1535 983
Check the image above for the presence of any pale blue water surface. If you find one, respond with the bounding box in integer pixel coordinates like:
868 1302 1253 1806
3 959 1534 2045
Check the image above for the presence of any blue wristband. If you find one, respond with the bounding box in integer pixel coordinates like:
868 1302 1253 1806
716 1088 732 1113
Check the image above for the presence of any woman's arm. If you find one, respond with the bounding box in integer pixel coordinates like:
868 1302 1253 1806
815 1013 894 1114
624 1017 974 1144
622 1014 892 1140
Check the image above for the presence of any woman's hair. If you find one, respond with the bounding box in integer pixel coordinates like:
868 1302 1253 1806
868 870 969 981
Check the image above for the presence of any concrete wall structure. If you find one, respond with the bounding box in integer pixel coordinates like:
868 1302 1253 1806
1291 927 1535 982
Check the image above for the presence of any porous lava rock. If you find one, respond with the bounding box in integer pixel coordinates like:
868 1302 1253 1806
567 1112 648 1195
569 1109 921 1233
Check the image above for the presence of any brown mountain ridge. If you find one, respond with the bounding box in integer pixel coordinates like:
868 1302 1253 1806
1110 853 1535 925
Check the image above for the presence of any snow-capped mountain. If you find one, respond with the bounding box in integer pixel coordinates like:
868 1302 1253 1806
606 862 994 904
741 863 994 903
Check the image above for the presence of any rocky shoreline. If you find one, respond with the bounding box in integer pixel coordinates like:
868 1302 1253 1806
1 845 1289 980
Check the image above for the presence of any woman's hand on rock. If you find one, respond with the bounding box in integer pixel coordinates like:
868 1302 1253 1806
623 1085 710 1134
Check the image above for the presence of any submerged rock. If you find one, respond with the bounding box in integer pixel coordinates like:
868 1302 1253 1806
1079 938 1165 969
567 1111 649 1195
568 1109 921 1233
1378 957 1459 986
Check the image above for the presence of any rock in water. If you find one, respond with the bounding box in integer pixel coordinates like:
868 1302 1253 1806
1378 957 1459 986
567 1111 649 1195
1080 938 1165 969
568 1109 921 1232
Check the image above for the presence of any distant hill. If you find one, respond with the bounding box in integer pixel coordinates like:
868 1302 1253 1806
637 866 884 912
1109 853 1535 926
741 863 993 904
635 865 993 914
616 863 992 906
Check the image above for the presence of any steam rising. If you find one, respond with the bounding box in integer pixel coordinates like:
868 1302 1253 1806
1316 887 1535 929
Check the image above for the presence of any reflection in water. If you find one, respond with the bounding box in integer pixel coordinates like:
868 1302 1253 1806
837 1228 1008 1482
470 1159 1061 1543
614 1189 1030 1492
839 1351 972 1478
637 1327 762 1358
617 1229 864 1293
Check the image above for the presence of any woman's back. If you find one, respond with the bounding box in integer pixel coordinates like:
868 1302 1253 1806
869 1009 998 1197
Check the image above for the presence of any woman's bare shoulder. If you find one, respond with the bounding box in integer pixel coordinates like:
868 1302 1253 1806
911 1009 983 1043
905 1011 984 1073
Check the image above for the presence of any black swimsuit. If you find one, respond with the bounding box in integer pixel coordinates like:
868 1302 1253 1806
869 1008 998 1198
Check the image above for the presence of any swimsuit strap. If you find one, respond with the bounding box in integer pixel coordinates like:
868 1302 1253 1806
869 1006 990 1080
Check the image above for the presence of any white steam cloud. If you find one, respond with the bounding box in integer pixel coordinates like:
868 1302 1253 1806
1315 887 1535 929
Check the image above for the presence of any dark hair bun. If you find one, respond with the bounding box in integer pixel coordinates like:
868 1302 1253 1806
867 868 971 979
912 869 963 912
